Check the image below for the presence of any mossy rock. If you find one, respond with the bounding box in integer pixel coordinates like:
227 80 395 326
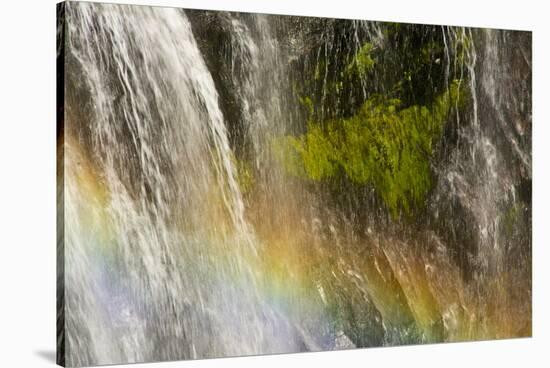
274 81 467 218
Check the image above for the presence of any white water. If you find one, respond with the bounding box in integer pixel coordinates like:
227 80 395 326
63 3 307 366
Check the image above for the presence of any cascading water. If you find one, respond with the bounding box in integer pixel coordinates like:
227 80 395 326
58 2 531 366
60 3 317 366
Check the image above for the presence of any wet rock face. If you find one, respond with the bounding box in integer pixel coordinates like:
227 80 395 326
186 11 246 155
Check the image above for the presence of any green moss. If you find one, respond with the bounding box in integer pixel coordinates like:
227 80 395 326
275 80 466 218
345 42 375 78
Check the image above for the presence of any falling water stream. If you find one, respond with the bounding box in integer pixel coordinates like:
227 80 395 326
58 2 531 366
62 4 316 365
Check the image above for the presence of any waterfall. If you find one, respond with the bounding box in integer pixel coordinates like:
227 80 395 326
62 3 308 366
58 2 531 366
